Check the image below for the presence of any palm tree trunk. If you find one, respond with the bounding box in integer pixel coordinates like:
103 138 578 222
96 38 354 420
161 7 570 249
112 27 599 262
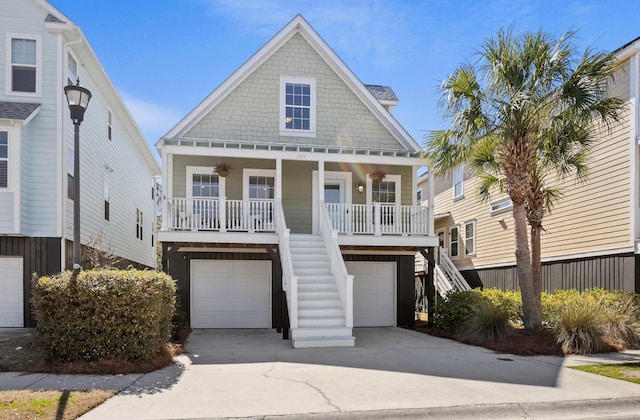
513 202 542 330
530 224 542 313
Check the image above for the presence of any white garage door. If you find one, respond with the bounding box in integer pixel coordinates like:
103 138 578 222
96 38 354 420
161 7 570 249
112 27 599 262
346 261 395 327
190 260 271 328
0 257 23 327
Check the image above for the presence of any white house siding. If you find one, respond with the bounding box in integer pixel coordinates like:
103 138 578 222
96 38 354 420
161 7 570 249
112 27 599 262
184 33 401 150
429 60 634 271
62 59 158 268
1 0 60 237
0 193 14 232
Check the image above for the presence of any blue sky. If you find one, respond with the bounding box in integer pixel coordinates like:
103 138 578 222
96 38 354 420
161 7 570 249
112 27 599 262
49 0 639 154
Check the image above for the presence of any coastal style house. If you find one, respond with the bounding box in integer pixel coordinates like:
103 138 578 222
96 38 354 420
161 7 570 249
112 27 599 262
0 0 160 327
417 36 640 294
158 15 437 347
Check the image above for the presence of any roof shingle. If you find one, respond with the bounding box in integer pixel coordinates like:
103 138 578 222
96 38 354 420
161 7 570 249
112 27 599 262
0 102 41 120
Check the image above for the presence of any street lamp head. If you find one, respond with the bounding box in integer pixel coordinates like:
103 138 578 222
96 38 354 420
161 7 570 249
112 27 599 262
64 79 92 124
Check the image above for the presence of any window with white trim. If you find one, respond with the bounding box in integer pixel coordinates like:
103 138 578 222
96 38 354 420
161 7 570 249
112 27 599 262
67 53 77 85
107 109 112 141
416 188 422 205
136 208 143 240
280 76 316 136
490 197 513 214
453 165 464 199
0 131 7 188
464 220 476 256
9 35 40 94
103 181 110 221
449 225 460 258
249 176 275 199
66 147 74 200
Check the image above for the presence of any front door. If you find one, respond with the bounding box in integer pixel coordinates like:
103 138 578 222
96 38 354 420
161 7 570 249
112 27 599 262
325 179 347 230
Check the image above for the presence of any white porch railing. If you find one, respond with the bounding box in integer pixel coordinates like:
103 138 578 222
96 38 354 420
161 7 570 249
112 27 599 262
325 203 430 235
164 197 275 232
319 200 354 328
276 198 298 329
438 247 471 292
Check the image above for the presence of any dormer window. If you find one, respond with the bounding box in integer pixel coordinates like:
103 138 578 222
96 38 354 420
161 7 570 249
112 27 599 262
280 76 315 137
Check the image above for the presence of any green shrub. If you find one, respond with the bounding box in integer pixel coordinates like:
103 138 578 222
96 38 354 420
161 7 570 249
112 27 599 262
459 299 512 343
432 289 483 333
32 269 176 361
599 292 640 350
480 288 523 326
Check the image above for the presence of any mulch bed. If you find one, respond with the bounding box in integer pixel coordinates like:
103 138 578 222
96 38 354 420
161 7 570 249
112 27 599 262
414 322 565 356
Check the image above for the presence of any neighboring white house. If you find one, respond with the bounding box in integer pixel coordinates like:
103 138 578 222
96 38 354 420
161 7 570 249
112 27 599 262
417 35 640 295
0 0 160 327
158 15 437 347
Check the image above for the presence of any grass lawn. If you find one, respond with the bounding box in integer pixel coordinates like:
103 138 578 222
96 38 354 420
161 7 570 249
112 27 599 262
0 389 114 419
570 363 640 385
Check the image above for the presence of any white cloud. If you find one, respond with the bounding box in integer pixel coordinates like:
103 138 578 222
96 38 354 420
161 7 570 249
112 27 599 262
120 92 182 144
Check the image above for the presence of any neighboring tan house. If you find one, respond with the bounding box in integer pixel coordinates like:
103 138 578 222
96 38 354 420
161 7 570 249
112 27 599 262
158 15 436 347
417 36 640 294
0 0 160 327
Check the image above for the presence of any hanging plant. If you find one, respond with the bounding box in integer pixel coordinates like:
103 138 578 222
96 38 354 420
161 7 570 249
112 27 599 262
370 168 386 184
215 162 233 177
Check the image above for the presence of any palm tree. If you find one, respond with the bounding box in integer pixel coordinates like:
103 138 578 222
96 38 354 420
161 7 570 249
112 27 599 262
425 29 623 330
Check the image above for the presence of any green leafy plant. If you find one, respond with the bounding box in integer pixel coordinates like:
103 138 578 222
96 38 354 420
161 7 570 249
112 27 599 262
480 288 523 327
552 295 610 355
32 269 176 361
432 289 483 333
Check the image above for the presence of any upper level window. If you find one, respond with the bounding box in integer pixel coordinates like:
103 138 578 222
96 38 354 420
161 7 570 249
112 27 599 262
453 165 464 199
0 131 8 188
66 147 74 199
107 109 113 141
490 197 513 214
67 53 77 85
280 76 316 136
416 189 422 205
136 209 143 240
8 35 40 94
103 181 110 221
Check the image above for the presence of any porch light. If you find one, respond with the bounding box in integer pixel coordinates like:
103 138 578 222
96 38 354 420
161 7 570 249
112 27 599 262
356 182 364 193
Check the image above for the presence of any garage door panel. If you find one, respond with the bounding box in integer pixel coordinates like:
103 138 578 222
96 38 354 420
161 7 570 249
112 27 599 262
191 260 271 328
346 261 395 327
0 257 23 327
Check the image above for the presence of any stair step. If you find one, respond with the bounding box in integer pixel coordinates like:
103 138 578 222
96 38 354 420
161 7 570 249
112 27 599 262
297 276 336 284
292 336 355 348
291 327 352 339
298 299 343 309
298 316 345 328
299 307 344 318
298 291 340 300
297 283 337 292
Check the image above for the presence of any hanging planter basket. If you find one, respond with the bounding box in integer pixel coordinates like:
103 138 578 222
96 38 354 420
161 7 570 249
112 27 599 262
215 162 233 177
370 169 386 184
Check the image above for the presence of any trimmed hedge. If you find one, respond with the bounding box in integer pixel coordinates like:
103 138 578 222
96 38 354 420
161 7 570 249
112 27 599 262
32 269 176 361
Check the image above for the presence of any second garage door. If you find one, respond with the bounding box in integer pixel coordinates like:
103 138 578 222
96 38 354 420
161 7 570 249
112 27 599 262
346 261 396 327
190 260 271 328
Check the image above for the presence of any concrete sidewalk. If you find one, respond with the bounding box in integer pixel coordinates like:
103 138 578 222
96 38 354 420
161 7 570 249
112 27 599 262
2 328 640 419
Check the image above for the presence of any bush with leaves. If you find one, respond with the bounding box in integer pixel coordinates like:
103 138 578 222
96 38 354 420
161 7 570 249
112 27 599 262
32 269 176 361
479 288 523 327
432 289 483 333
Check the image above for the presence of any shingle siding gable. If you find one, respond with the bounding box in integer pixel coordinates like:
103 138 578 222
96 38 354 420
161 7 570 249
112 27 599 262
185 33 404 150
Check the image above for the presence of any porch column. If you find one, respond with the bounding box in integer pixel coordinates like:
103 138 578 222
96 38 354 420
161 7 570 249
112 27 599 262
161 152 171 231
318 160 325 229
428 168 434 235
276 158 282 200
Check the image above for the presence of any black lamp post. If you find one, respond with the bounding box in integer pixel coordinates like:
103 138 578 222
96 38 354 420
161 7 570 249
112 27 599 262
64 80 92 276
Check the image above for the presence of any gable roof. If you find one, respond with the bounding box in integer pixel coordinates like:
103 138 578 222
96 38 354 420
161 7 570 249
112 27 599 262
162 15 420 152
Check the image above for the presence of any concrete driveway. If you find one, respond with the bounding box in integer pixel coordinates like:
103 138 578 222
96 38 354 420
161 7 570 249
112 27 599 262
81 327 640 419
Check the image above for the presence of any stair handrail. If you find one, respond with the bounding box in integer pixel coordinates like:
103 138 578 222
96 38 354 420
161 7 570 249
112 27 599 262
433 264 454 297
438 247 471 291
276 198 298 328
319 200 353 328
